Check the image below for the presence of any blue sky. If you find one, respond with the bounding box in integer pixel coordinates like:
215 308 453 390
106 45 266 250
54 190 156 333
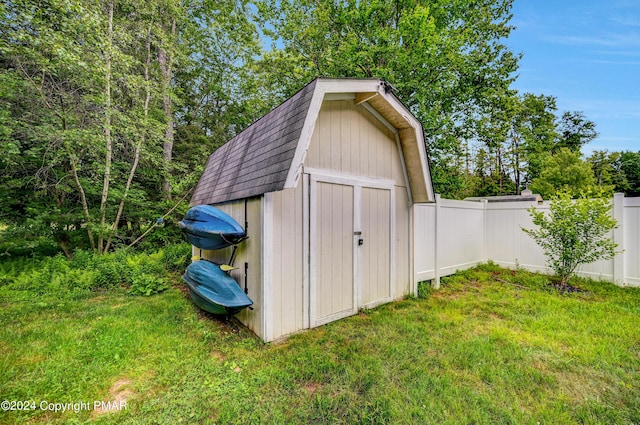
506 0 640 154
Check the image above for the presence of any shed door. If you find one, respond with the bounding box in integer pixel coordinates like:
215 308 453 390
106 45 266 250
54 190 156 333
309 174 395 328
360 187 392 307
310 181 356 326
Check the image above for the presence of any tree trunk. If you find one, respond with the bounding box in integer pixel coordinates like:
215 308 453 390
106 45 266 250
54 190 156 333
59 240 73 260
98 0 114 253
104 28 152 253
158 18 176 199
513 134 521 194
66 146 96 250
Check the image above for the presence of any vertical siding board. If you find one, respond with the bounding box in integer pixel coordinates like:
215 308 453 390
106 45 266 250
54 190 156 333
272 192 283 339
635 206 639 280
360 109 369 175
382 189 391 299
306 99 405 180
382 128 392 179
330 101 341 170
329 183 337 315
345 184 353 312
307 119 320 168
374 190 381 299
317 183 326 318
294 183 304 329
319 103 331 170
396 189 410 295
382 190 389 298
350 104 360 175
360 187 392 306
283 187 300 334
340 185 350 311
341 102 351 172
625 202 639 282
361 189 372 304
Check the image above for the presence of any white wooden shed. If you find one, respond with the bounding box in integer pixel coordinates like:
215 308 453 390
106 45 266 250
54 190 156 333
190 78 435 341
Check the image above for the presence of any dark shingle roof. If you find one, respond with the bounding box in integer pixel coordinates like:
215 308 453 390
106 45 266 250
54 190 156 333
191 80 317 205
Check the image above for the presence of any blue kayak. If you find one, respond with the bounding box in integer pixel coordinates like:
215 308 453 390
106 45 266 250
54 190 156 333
182 260 253 315
178 205 247 250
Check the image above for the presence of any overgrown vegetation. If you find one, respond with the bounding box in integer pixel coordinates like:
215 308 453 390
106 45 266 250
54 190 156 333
0 243 191 302
1 263 638 424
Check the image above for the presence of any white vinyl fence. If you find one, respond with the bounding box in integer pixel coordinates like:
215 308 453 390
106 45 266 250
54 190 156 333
414 193 640 287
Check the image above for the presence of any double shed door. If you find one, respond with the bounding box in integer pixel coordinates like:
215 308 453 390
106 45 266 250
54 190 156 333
309 173 395 327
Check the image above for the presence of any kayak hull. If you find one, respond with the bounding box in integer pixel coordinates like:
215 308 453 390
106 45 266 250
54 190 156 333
179 205 247 250
182 260 253 315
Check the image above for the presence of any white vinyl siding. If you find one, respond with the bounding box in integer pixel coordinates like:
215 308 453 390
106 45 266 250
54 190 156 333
201 197 264 337
306 100 405 184
269 184 306 338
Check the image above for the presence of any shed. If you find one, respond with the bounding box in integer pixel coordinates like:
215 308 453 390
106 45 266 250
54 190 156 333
190 78 435 341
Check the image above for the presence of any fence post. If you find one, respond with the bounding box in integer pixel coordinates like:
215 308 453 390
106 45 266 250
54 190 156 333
482 199 488 263
432 194 441 289
613 193 625 286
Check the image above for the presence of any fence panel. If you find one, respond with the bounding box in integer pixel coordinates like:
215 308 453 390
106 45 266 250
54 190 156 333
436 198 485 277
624 197 640 286
413 204 436 282
413 194 640 287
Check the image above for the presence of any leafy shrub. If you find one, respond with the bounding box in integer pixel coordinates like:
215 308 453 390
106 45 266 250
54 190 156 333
126 251 165 276
128 273 169 296
162 243 191 272
93 259 129 288
523 191 619 286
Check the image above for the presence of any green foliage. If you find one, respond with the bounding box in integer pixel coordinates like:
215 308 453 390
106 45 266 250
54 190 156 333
0 0 251 253
555 111 598 152
3 0 638 247
588 150 629 193
256 0 520 197
530 148 602 199
506 93 558 190
162 243 192 272
128 273 168 296
619 150 640 196
0 246 188 302
522 191 619 286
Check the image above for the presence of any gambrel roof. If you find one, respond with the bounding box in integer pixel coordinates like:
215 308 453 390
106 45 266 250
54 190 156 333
191 78 434 205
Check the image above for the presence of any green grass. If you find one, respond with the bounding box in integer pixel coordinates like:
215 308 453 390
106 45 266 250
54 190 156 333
1 263 639 424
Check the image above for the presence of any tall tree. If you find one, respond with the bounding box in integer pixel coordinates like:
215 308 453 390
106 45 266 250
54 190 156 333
555 111 598 153
1 0 105 254
158 15 177 198
530 148 599 199
172 0 265 192
588 150 628 192
505 93 557 191
619 151 640 196
256 0 520 197
0 0 180 254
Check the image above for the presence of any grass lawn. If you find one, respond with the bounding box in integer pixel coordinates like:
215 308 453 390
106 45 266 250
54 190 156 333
1 263 639 424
